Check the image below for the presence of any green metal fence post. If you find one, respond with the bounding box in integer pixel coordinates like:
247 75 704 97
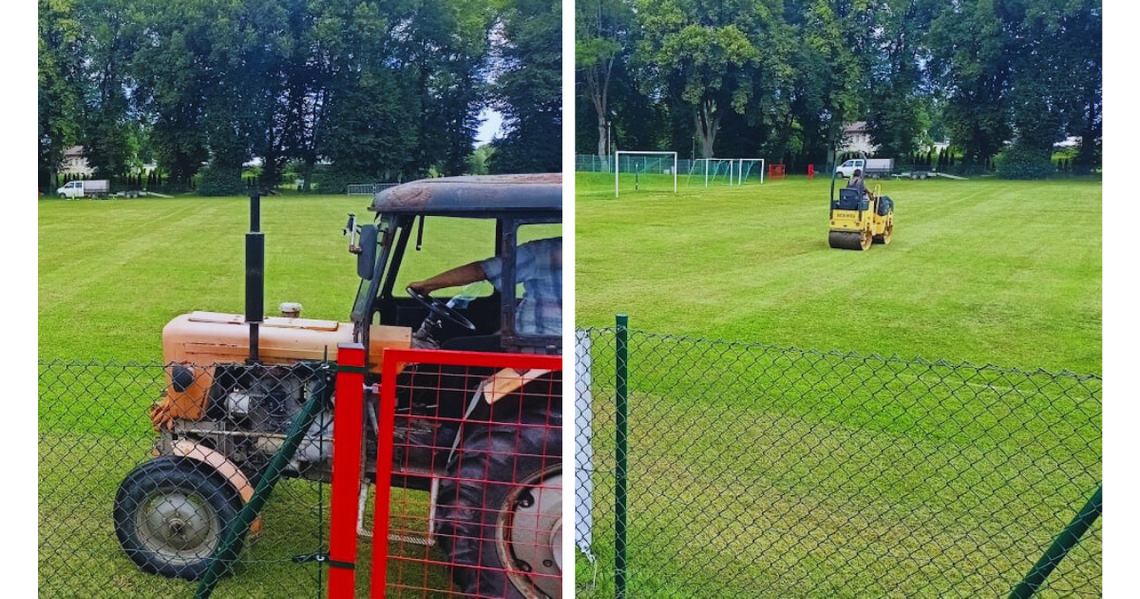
1009 484 1103 599
615 314 629 599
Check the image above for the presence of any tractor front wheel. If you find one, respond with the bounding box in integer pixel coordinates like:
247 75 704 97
437 409 563 598
113 456 244 581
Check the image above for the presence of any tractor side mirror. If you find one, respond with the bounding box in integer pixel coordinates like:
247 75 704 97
357 224 378 279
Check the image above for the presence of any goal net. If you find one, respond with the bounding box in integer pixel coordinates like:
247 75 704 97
737 159 766 184
615 151 678 197
687 159 737 188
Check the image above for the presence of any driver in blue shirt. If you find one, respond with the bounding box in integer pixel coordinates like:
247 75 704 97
408 237 562 338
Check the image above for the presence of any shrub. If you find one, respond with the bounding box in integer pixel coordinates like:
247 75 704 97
995 144 1055 180
197 164 244 196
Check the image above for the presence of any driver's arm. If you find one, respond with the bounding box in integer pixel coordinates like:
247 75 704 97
408 262 488 295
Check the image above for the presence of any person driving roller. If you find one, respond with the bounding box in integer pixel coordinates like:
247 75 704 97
408 236 562 350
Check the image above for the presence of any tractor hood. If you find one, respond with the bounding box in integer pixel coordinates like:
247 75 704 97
163 311 411 370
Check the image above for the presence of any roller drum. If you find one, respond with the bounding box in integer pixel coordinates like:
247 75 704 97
828 230 870 251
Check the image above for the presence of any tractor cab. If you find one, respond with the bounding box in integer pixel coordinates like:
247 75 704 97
350 174 562 356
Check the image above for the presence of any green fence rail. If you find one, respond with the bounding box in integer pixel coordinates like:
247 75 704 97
574 322 1102 598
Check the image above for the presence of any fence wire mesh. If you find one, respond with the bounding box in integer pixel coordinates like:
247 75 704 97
574 328 1102 598
39 359 335 597
357 352 563 598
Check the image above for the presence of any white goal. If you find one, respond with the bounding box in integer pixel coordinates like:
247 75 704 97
615 151 677 197
736 159 766 185
690 158 738 187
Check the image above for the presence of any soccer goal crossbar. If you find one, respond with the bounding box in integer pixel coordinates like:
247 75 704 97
615 151 678 197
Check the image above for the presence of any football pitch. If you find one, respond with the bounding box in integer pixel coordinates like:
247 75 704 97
576 172 1102 374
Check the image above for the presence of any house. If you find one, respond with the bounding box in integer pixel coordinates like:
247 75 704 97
60 146 94 177
839 122 876 155
58 146 159 178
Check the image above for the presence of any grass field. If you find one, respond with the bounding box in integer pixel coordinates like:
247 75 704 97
39 193 519 362
574 171 1101 597
38 193 558 597
577 172 1102 374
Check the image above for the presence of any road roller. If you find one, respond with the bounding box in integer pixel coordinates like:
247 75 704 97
828 169 894 250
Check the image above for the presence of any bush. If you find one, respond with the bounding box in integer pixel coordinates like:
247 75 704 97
995 144 1055 180
197 164 245 196
315 168 373 195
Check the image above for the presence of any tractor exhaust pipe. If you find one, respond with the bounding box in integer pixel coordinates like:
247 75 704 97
246 192 264 363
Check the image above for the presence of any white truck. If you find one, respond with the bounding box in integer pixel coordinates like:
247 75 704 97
835 158 894 178
57 179 110 199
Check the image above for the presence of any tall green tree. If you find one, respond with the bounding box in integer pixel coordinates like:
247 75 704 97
488 0 562 173
576 0 633 160
39 0 85 191
635 0 781 158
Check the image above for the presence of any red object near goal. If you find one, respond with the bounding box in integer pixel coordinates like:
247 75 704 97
807 164 815 179
768 163 786 180
329 346 563 598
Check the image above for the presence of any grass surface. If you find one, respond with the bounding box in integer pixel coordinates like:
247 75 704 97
574 173 1101 597
39 194 513 362
577 172 1102 374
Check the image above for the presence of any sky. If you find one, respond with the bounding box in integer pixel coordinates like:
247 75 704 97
475 108 503 146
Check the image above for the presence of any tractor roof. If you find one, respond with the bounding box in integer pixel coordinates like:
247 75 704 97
370 174 561 217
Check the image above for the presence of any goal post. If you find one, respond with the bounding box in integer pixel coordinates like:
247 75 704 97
736 159 766 185
615 151 678 197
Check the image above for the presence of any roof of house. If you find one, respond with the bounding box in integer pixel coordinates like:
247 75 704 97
843 122 868 134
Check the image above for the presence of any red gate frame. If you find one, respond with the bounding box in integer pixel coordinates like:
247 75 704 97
328 344 563 598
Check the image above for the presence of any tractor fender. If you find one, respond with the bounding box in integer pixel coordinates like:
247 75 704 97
170 439 262 534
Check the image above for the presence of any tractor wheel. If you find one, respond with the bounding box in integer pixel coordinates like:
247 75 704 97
436 409 563 598
874 221 893 245
113 456 244 581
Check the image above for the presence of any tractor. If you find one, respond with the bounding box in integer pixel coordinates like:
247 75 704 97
112 174 563 598
828 167 895 250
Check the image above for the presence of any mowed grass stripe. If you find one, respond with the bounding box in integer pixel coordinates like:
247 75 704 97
577 173 1101 373
38 195 530 361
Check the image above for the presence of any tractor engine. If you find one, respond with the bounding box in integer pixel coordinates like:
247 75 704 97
159 364 335 482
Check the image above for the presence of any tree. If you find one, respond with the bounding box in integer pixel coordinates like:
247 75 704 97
488 0 562 173
39 0 85 191
576 0 633 161
927 0 1013 166
633 0 778 158
865 0 939 158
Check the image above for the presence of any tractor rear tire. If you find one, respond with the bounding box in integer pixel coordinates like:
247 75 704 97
113 456 244 581
436 407 562 598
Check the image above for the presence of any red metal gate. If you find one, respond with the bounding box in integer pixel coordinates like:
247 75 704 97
329 344 563 598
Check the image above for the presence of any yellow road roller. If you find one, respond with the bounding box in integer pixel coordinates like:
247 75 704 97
828 171 894 250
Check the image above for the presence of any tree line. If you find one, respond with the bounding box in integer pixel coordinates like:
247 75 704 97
575 0 1101 177
39 0 562 195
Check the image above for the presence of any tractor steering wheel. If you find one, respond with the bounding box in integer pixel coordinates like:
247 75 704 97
407 287 477 331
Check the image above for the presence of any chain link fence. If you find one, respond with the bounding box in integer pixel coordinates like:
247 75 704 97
574 327 1102 598
39 360 336 598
